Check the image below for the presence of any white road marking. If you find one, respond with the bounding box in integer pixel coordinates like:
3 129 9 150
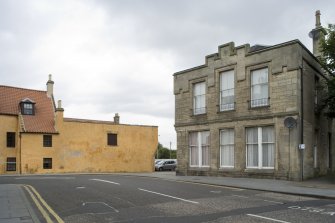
210 191 222 194
76 187 86 189
82 202 119 213
90 179 120 185
138 188 199 204
263 199 284 204
231 194 248 199
247 214 291 223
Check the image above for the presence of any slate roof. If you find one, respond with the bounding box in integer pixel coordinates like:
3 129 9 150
0 85 57 133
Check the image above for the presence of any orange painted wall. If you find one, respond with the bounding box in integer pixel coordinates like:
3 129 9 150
1 112 158 174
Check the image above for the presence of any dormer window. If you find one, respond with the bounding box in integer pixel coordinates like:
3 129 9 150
20 98 35 115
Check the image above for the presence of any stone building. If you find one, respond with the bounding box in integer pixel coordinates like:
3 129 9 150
174 11 334 180
0 76 158 174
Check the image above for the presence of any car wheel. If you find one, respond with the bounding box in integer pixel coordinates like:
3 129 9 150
159 167 163 171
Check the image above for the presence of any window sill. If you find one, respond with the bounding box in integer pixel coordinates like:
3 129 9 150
244 168 274 173
219 167 236 172
191 113 207 117
189 166 210 171
217 109 235 113
249 105 270 110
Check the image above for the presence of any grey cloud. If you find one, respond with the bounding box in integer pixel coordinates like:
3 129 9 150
1 0 335 148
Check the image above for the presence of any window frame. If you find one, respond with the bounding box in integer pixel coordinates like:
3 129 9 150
6 132 16 148
246 126 275 169
107 133 118 146
219 70 235 111
6 157 16 171
193 82 206 115
250 67 269 108
43 158 52 169
220 129 235 168
21 102 35 115
189 131 210 167
43 135 52 147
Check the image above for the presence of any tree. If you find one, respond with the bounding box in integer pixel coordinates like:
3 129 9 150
320 24 335 118
320 24 335 73
155 143 176 159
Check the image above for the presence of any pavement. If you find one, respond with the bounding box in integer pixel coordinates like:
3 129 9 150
0 184 40 223
124 172 335 199
0 172 334 222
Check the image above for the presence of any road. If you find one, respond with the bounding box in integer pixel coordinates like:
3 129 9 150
0 174 334 223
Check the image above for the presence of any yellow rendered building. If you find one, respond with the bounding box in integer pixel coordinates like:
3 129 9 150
0 76 158 174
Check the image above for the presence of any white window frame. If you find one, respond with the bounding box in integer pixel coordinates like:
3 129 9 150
251 68 269 108
246 126 274 169
220 70 235 111
193 82 206 115
220 129 235 168
189 131 210 167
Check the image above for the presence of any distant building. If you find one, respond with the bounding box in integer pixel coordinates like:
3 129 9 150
174 11 334 180
0 75 158 174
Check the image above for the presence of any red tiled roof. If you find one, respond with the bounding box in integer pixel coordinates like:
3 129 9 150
0 85 57 133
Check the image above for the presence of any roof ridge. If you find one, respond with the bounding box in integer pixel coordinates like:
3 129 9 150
0 85 46 93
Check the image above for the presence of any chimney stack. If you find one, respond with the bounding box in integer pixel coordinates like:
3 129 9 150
46 74 54 98
56 100 64 112
309 10 326 58
114 113 120 124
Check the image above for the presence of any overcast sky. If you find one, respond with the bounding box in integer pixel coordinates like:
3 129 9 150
1 0 334 149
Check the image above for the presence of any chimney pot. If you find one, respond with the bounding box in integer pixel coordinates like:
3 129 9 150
309 10 325 58
114 113 120 124
46 74 54 97
57 100 62 109
315 10 321 27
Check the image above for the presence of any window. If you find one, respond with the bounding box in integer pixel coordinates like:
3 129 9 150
6 157 16 171
43 135 52 147
107 133 117 146
246 126 274 169
193 82 206 115
43 158 52 169
189 131 210 167
220 129 234 167
21 103 34 115
220 70 235 111
251 68 269 107
6 132 15 147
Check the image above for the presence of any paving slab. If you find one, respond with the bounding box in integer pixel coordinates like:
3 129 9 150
0 184 40 223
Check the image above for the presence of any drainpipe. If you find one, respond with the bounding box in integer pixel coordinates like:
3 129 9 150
300 63 304 181
19 133 22 174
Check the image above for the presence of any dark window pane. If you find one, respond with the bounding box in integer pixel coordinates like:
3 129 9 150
43 158 52 169
7 132 15 147
21 103 34 115
107 133 117 146
6 157 16 171
43 135 52 147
